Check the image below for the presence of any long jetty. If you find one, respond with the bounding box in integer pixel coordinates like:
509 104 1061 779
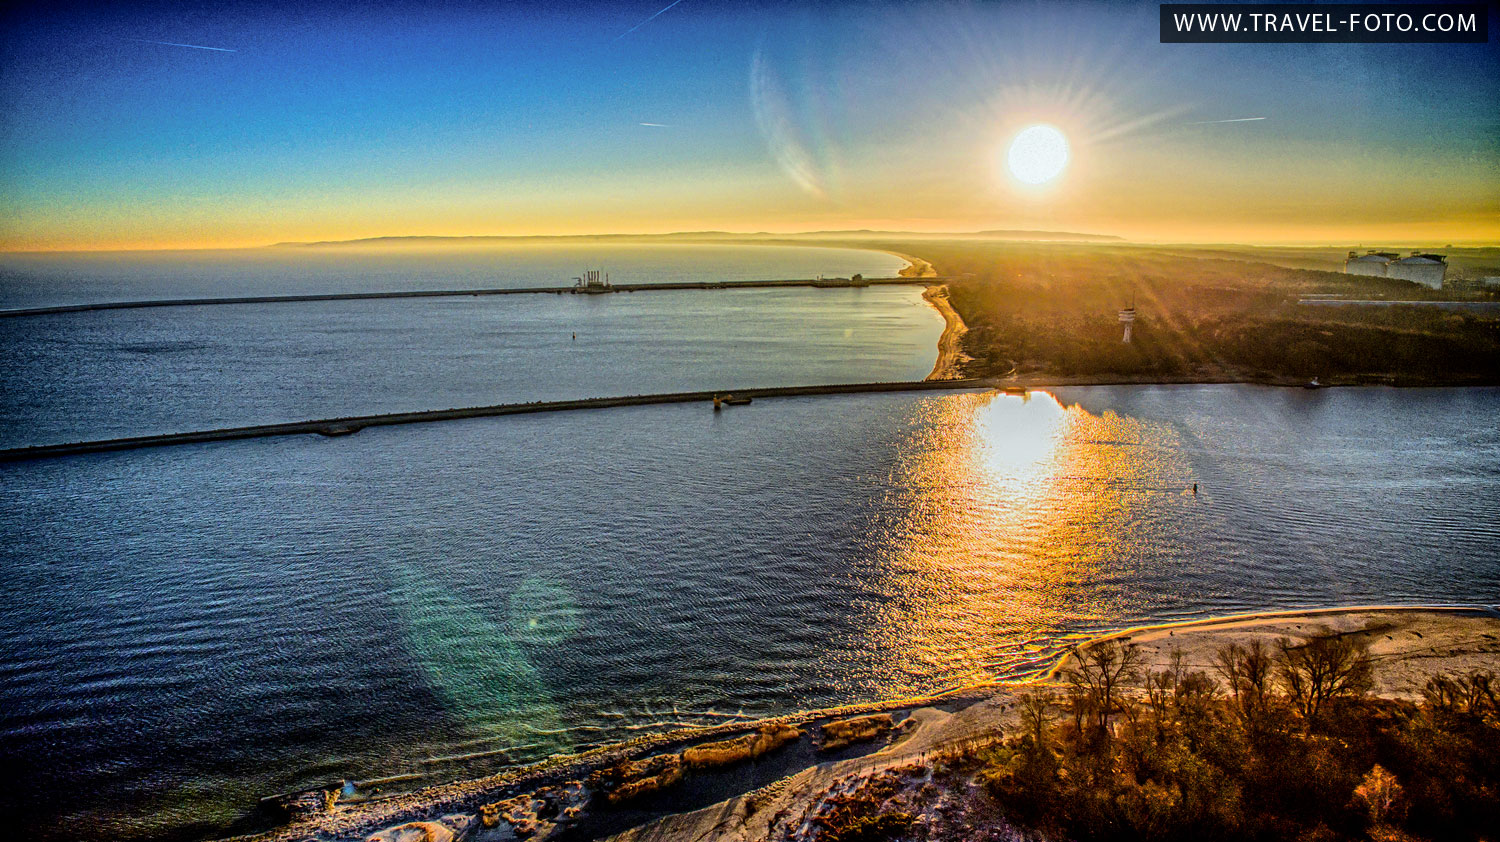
0 276 942 319
0 378 994 463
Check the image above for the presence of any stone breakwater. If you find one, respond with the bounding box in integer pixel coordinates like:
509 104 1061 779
0 277 943 319
0 379 994 462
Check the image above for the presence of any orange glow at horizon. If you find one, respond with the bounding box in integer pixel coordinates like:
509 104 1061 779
4 214 1497 254
3 124 1496 252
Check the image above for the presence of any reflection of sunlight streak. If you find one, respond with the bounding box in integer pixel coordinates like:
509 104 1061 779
974 388 1069 493
851 391 1198 697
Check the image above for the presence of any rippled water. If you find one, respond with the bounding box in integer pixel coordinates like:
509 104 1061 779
2 385 1497 840
2 245 1497 840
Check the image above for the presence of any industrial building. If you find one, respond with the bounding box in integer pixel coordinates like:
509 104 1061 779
1343 250 1447 289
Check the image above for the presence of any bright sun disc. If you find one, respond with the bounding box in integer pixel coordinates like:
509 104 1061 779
1006 125 1069 185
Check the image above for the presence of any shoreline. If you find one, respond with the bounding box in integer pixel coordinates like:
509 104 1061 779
601 604 1500 842
921 284 973 380
233 602 1500 842
879 249 939 279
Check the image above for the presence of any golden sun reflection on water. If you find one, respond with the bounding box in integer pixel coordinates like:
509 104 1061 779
855 389 1197 697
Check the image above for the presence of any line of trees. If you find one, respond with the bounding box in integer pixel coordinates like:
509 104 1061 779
982 628 1499 841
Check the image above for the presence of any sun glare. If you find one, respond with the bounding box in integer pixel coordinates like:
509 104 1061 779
1006 124 1070 185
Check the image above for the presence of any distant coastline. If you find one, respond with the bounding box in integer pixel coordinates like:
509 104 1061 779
265 230 1124 249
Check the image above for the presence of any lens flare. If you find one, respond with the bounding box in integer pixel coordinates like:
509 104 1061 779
749 44 847 200
1006 124 1070 184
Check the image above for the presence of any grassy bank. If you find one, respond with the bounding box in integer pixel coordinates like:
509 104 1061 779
836 240 1500 386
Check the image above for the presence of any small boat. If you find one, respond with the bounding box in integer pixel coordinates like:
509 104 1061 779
1303 378 1323 390
723 394 752 406
317 424 361 437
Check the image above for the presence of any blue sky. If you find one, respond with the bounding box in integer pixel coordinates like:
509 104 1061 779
2 0 1496 248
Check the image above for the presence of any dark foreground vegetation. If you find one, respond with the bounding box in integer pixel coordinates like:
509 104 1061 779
808 629 1498 842
981 633 1499 841
870 241 1500 384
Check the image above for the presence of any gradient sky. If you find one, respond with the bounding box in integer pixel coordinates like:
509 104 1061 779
1 0 1497 250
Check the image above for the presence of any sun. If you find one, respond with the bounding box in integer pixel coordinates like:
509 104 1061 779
1006 124 1070 185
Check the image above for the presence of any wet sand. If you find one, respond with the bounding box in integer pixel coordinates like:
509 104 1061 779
232 605 1499 842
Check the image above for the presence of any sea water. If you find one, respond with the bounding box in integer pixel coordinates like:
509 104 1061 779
1 246 1496 840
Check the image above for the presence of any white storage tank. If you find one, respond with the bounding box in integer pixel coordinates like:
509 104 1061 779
1387 253 1447 289
1343 251 1396 277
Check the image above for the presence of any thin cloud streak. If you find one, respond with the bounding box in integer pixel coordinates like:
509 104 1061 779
639 122 671 127
130 38 236 52
615 0 689 41
1187 117 1267 124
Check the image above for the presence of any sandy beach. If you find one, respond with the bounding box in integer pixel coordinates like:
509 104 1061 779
883 251 939 279
234 605 1499 842
921 284 971 381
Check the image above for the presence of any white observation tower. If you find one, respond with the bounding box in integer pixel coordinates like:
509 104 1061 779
1118 306 1136 343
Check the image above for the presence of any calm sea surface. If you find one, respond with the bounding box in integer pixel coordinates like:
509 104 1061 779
0 242 911 308
0 246 928 447
1 247 1497 841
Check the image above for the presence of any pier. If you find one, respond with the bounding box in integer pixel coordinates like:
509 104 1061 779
0 276 944 319
0 378 993 463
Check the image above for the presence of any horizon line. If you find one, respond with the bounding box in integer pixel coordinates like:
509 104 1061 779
4 229 1498 255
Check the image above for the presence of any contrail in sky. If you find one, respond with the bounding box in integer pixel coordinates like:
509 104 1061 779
615 0 689 41
1187 116 1266 124
639 122 671 127
131 38 236 52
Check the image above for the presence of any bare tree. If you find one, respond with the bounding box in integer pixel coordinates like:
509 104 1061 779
1275 627 1373 729
1172 670 1220 750
1214 639 1274 732
1064 679 1090 737
1143 667 1175 742
1422 669 1497 718
1065 639 1142 734
1017 689 1055 747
